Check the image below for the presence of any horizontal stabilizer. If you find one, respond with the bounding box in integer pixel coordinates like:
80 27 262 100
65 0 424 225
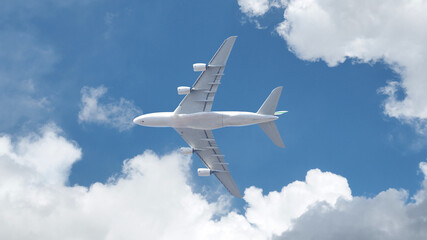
274 110 288 116
259 121 285 148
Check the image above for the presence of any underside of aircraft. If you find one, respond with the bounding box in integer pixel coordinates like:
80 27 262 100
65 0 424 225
134 36 286 197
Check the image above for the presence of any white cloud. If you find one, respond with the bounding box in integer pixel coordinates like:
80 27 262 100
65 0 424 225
238 0 273 16
244 169 351 236
1 125 427 239
238 0 427 132
238 0 287 16
78 85 142 131
277 162 427 239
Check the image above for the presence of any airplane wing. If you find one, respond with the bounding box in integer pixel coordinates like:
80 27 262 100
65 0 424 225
174 36 237 114
175 128 242 198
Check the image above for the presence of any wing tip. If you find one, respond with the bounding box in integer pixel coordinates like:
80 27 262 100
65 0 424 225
234 192 243 198
228 186 243 198
274 86 283 94
225 36 238 44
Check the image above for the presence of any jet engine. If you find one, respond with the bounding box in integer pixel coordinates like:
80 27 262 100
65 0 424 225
177 86 191 95
193 63 207 72
179 147 194 155
197 168 212 176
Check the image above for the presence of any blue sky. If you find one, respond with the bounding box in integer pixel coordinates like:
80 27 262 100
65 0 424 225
2 0 427 239
38 0 422 195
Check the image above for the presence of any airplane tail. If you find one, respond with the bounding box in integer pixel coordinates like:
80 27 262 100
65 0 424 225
257 87 285 148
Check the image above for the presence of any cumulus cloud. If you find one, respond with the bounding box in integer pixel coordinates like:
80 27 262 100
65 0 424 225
1 125 427 239
244 169 351 236
78 85 142 131
0 124 81 186
238 0 427 133
277 162 427 239
238 0 273 16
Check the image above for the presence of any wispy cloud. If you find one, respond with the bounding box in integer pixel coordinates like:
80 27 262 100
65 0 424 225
78 85 142 131
1 126 426 239
238 0 427 134
0 30 57 131
0 0 98 131
104 11 119 39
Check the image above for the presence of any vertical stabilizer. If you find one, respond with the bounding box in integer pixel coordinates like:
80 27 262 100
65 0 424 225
258 121 285 148
257 86 285 148
257 87 283 115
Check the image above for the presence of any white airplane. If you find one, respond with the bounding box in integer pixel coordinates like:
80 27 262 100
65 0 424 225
133 36 286 197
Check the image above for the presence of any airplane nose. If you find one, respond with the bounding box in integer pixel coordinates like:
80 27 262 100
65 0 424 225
133 116 143 125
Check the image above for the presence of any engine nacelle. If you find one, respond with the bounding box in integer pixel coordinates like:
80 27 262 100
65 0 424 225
179 147 194 155
193 63 207 72
177 86 191 95
197 168 212 176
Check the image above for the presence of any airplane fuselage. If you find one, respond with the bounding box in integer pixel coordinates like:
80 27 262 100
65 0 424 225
133 111 277 130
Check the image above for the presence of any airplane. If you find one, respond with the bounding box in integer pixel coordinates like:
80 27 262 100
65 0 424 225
133 36 286 197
